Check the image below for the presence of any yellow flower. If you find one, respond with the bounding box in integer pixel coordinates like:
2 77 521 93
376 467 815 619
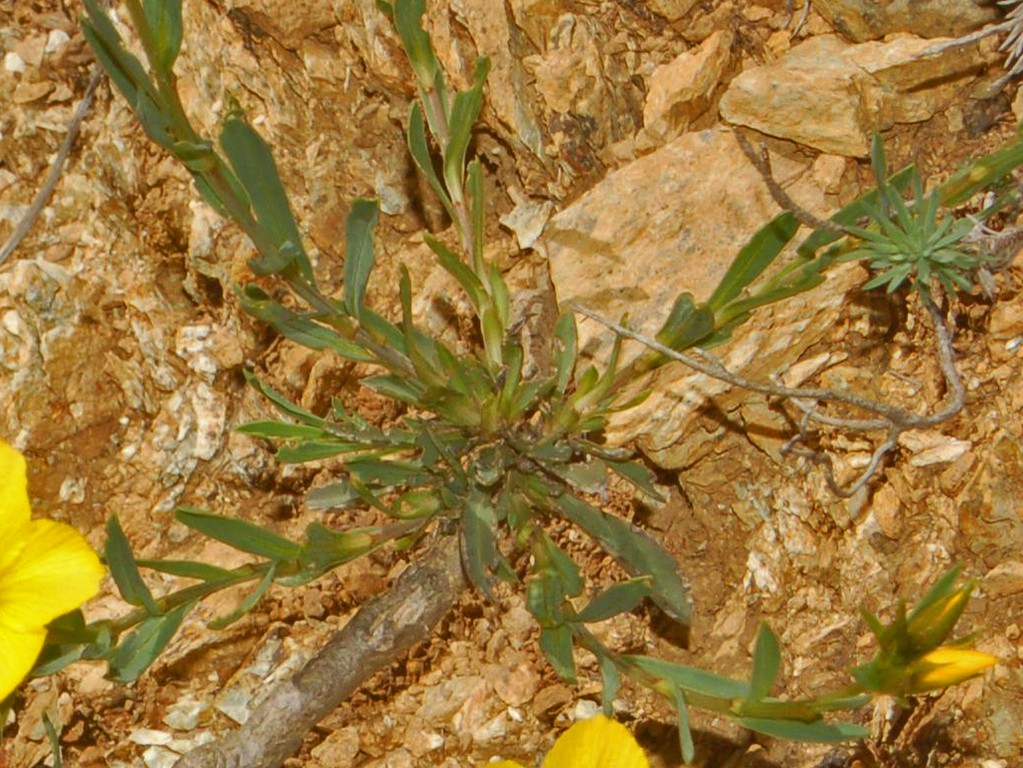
0 440 105 700
487 714 649 768
908 646 998 693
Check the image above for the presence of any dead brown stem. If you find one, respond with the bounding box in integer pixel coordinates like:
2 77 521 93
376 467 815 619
572 293 963 499
173 532 466 768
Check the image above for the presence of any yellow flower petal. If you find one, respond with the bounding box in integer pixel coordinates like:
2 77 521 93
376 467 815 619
0 624 46 702
910 647 998 692
0 440 31 535
543 715 649 768
0 518 104 631
0 440 105 700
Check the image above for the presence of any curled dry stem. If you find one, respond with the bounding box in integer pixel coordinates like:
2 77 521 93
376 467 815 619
571 294 963 498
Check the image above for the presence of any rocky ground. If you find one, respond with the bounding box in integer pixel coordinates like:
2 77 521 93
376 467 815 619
1 0 1022 766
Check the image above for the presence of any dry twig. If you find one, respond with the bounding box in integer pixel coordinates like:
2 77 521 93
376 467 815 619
173 532 466 768
571 297 963 498
0 67 102 269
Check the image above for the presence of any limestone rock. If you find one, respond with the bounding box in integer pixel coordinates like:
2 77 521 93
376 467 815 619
545 127 853 466
446 0 546 159
814 0 999 42
720 34 992 156
528 15 608 116
548 127 824 361
646 0 701 22
223 0 336 48
638 30 733 152
524 13 642 169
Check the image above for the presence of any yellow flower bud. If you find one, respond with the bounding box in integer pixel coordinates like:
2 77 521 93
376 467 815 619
908 647 997 693
906 582 973 651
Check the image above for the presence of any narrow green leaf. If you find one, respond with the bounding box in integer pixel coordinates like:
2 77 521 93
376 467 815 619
481 306 504 369
906 566 961 622
553 312 578 395
550 458 606 495
555 494 691 625
576 579 653 624
275 440 362 463
220 115 311 279
462 495 500 597
708 213 799 312
734 716 868 742
104 515 158 615
406 329 448 388
295 523 379 576
539 625 576 682
171 139 218 173
175 507 302 561
358 307 408 355
542 534 584 598
498 342 524 418
208 563 276 629
526 546 567 624
426 233 487 311
42 711 63 768
243 370 324 425
468 159 485 273
601 458 664 501
443 57 491 204
748 623 782 701
672 687 696 764
362 374 427 406
487 263 511 331
623 655 749 699
284 527 380 584
343 199 379 320
33 611 95 676
407 104 457 222
870 132 889 195
392 0 442 94
107 602 192 683
141 0 183 72
133 84 175 149
599 654 621 716
307 481 364 510
31 642 86 679
135 559 238 582
652 293 715 351
347 458 424 485
508 377 553 421
710 262 827 341
235 421 326 440
238 286 372 360
81 0 152 108
938 136 1023 207
391 489 443 520
430 390 484 428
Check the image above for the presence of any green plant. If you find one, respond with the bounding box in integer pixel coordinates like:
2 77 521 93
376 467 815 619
839 134 987 298
8 0 1016 764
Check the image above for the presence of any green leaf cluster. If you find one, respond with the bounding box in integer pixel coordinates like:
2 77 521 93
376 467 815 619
837 135 989 298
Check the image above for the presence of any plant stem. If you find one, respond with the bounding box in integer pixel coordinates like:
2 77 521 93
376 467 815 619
173 533 466 768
